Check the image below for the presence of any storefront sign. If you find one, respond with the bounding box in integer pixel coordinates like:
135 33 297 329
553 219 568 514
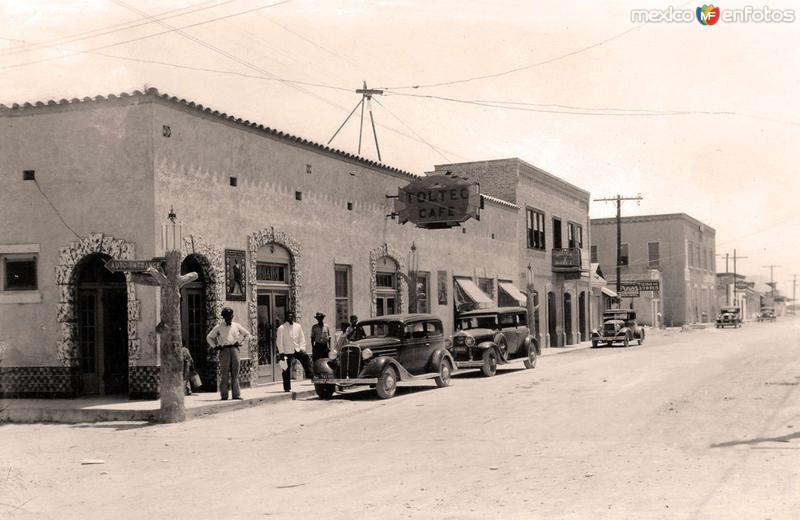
395 175 480 228
552 248 582 270
105 259 163 273
618 283 641 297
636 280 660 292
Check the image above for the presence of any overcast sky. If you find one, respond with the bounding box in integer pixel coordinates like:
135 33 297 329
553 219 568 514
1 0 798 290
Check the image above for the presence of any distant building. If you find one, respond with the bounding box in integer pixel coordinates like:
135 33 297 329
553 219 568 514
435 158 591 347
591 213 717 326
716 273 761 320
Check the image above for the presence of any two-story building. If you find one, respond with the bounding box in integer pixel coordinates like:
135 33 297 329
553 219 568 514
591 213 717 326
434 159 592 347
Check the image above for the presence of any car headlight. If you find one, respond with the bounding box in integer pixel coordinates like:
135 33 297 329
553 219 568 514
361 348 373 360
465 336 476 347
445 337 453 348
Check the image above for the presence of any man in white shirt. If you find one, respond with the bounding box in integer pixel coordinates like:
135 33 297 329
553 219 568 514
276 310 313 392
206 307 252 400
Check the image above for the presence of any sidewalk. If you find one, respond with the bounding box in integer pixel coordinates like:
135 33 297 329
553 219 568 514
539 341 592 357
0 380 317 424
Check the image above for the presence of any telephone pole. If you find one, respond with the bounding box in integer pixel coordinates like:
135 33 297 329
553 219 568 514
717 250 748 305
593 193 643 305
327 81 384 161
763 264 781 297
789 274 798 315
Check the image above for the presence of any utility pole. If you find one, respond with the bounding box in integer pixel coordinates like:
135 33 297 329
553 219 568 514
717 250 748 306
763 264 781 298
789 274 798 315
327 81 384 161
593 194 643 307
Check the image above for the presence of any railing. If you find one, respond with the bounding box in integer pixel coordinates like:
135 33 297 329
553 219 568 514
551 247 582 271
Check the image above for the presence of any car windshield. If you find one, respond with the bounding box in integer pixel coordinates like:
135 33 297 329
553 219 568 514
457 315 498 330
354 321 403 340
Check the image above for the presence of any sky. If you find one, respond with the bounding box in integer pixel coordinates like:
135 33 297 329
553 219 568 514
1 0 798 292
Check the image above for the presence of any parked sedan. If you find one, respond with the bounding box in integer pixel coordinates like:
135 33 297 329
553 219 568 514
312 314 455 399
757 307 776 322
448 307 539 377
716 306 742 328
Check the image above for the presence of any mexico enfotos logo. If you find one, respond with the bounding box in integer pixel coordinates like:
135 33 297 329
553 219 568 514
631 4 796 24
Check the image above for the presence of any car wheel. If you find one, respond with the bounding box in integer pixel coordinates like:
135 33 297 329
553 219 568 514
481 349 498 377
639 330 645 346
623 335 630 348
314 383 335 400
523 343 537 369
434 357 452 388
376 365 398 399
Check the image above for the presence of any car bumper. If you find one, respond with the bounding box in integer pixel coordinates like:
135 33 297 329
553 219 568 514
454 360 485 369
312 377 377 385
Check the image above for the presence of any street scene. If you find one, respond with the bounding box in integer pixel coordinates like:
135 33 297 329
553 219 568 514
1 1 799 519
3 319 800 518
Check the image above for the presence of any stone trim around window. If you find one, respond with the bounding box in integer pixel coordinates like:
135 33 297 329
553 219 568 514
369 243 407 317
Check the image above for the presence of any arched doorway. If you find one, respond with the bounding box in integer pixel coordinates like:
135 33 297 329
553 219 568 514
375 256 399 316
181 255 209 390
255 244 292 383
547 291 557 347
578 291 587 341
76 254 128 395
563 292 573 345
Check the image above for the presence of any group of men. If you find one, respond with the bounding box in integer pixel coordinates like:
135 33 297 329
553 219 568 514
205 307 360 399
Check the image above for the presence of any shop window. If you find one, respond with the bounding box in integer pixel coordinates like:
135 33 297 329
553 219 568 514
648 242 660 268
478 277 494 299
3 255 37 291
334 265 351 329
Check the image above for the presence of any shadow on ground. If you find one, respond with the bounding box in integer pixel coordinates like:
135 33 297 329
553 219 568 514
711 431 800 448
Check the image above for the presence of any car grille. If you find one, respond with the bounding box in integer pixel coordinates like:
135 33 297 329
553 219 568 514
339 346 361 379
452 347 473 361
454 336 466 346
603 324 618 334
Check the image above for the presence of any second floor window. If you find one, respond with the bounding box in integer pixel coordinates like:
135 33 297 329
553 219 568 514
552 218 562 249
526 209 545 250
590 245 598 263
619 243 629 267
648 242 660 268
568 222 583 249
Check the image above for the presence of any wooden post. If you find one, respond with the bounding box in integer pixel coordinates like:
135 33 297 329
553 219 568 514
131 250 197 423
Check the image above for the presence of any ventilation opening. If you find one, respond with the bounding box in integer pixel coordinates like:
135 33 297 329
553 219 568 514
23 170 35 181
230 177 238 187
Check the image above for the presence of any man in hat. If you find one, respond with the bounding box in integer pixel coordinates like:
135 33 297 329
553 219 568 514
275 310 313 392
206 307 251 400
311 311 332 363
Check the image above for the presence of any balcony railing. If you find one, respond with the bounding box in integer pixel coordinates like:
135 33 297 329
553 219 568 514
552 247 582 272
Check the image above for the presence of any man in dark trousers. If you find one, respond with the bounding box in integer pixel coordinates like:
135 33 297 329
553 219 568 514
276 311 314 392
206 307 251 400
311 312 333 374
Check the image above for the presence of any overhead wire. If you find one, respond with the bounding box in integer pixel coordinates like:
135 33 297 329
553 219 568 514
0 0 236 57
372 97 454 162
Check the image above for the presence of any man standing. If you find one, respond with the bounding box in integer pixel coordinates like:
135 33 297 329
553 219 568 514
310 312 332 361
206 307 251 400
276 311 313 392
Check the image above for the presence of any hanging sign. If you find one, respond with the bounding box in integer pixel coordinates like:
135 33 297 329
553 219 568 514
394 175 480 229
105 258 164 273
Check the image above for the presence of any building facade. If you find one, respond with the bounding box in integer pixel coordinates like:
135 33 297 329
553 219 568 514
434 159 592 347
591 213 717 326
0 89 526 399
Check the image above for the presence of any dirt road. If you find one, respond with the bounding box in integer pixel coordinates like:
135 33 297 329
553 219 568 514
3 318 799 519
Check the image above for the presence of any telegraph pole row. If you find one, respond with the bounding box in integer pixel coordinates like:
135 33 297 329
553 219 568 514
788 274 798 315
593 194 643 305
716 250 748 306
763 264 781 298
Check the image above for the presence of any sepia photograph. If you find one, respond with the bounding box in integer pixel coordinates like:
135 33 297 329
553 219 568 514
0 1 798 518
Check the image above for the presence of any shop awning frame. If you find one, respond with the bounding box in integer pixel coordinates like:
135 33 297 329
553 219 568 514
454 278 494 310
601 287 618 298
499 282 527 306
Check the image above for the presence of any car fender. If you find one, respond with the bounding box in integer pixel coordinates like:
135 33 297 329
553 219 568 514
523 335 540 355
427 348 455 373
361 356 405 379
617 326 631 337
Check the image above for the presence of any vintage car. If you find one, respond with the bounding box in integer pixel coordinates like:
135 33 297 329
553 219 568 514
757 307 776 322
591 309 645 347
312 314 455 400
715 306 742 328
447 307 539 377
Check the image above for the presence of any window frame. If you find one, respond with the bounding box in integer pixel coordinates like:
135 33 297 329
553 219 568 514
2 253 38 291
619 243 629 267
647 241 660 268
526 207 546 251
334 264 352 328
567 222 583 250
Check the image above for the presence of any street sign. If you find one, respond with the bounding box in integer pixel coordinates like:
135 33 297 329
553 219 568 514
394 175 480 228
105 258 164 273
636 280 660 292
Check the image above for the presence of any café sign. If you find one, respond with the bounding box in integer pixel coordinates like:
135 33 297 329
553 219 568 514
394 175 480 229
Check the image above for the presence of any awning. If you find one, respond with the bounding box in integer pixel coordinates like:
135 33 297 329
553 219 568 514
601 287 618 298
454 278 494 311
499 282 526 306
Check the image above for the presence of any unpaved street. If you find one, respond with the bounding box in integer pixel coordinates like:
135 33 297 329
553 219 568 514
3 318 800 519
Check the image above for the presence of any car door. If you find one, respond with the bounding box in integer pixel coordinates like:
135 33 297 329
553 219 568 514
498 312 518 356
512 312 530 355
400 320 429 374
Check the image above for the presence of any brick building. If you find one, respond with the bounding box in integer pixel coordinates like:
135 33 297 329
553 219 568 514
591 213 717 326
0 88 526 398
434 159 592 347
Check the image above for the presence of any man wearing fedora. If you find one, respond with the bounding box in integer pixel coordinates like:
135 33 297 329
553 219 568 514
311 311 333 372
276 310 313 392
206 307 251 400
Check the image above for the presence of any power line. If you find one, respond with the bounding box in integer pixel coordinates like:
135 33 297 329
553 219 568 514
32 180 81 239
383 25 643 90
0 0 294 72
0 0 237 58
372 97 453 162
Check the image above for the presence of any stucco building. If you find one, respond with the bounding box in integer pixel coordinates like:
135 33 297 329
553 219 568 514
0 88 530 399
434 159 592 347
591 213 717 326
